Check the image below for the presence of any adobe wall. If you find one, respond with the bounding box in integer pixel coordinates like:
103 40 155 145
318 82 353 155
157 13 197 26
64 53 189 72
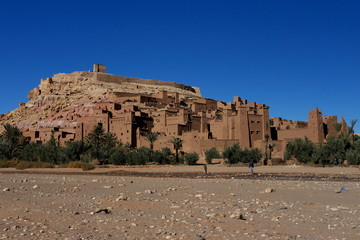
323 115 338 139
95 73 197 94
277 128 313 141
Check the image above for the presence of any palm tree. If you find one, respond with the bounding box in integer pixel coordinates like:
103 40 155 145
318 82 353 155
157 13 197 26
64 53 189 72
85 125 106 160
345 119 358 146
0 124 25 159
85 125 106 148
334 123 343 137
145 132 159 153
170 137 184 163
334 119 358 147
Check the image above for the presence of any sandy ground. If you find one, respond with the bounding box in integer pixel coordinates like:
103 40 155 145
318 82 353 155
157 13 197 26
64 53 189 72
0 165 359 240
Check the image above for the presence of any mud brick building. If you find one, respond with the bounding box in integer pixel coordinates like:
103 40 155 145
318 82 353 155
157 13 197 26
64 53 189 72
1 65 342 158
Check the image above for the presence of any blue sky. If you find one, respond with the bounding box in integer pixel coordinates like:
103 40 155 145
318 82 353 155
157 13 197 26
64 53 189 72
1 0 359 132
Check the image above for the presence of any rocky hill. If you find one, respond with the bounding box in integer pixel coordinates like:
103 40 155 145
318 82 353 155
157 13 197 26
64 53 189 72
0 70 201 131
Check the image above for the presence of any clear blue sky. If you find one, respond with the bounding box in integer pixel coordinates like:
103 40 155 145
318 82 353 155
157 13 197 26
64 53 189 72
1 0 359 132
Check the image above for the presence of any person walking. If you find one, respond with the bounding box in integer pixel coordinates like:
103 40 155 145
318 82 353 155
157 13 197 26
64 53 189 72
203 164 208 175
249 161 254 174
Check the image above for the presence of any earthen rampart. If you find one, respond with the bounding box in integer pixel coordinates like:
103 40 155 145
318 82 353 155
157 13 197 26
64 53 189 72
95 73 197 94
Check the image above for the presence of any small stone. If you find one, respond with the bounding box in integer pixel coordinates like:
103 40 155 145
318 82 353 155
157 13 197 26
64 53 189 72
335 189 342 193
265 187 273 193
116 195 128 201
2 188 10 192
11 226 20 230
144 190 153 194
195 194 203 199
32 185 39 190
230 210 245 220
103 186 113 189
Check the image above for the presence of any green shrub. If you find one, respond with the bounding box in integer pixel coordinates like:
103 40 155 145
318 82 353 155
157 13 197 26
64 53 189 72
67 161 87 168
126 147 150 165
205 147 220 164
346 149 360 165
15 161 54 170
184 152 199 165
64 141 89 162
66 161 95 171
15 161 33 170
31 161 55 168
323 137 347 161
0 159 20 168
284 137 316 164
151 147 173 165
109 148 126 165
81 163 96 171
222 144 261 164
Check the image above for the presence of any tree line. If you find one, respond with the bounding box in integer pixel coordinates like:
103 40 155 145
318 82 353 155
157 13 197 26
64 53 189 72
0 124 201 168
285 120 360 165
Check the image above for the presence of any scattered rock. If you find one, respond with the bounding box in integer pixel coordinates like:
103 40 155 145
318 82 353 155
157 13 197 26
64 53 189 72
116 195 128 201
2 188 10 192
230 209 246 220
145 190 153 194
265 187 273 193
195 194 203 199
91 209 111 214
32 185 39 190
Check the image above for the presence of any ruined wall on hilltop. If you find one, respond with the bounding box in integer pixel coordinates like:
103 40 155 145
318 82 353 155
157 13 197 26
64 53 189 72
94 73 198 94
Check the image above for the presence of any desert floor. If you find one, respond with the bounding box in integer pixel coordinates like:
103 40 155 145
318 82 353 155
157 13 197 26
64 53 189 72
0 165 359 240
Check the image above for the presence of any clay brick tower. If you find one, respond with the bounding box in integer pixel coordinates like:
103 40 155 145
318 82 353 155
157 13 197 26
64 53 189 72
308 108 325 142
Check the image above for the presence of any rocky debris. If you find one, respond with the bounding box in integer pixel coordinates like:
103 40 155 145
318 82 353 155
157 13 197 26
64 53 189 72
335 188 342 193
0 172 359 239
2 188 10 192
91 208 111 214
195 194 203 199
264 187 273 193
206 213 226 220
229 209 246 220
144 190 153 194
116 195 128 201
32 185 39 190
28 87 41 100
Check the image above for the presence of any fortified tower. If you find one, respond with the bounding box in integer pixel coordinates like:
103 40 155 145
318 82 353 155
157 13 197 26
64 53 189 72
308 108 325 142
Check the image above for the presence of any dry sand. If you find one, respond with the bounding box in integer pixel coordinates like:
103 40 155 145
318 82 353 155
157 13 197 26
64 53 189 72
0 165 359 240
